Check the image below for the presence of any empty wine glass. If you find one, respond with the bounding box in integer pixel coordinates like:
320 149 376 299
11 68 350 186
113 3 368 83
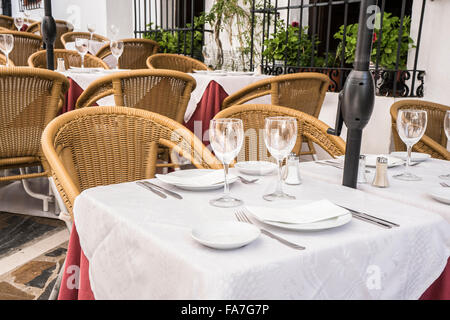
110 24 119 40
87 23 96 40
0 34 14 66
14 16 24 31
394 109 428 181
263 117 298 201
439 111 450 180
209 119 244 208
110 40 124 70
75 38 89 68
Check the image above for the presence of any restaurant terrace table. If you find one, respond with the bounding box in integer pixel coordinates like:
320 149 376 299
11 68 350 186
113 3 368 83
58 165 450 300
62 70 271 140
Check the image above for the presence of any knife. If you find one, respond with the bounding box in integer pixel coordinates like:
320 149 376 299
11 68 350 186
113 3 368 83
337 205 400 227
143 181 183 200
351 213 392 229
136 181 167 199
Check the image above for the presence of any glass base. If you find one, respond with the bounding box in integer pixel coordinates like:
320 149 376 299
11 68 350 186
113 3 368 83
393 172 422 181
210 195 243 208
263 191 296 202
439 174 450 180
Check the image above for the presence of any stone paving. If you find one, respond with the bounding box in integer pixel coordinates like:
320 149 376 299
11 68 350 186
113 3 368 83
0 212 67 300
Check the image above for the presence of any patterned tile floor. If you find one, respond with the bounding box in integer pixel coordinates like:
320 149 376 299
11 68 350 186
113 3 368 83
0 212 68 300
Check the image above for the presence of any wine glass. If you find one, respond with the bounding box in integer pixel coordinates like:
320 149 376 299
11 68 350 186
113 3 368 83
110 24 119 40
14 16 24 31
394 109 428 181
87 23 96 40
0 34 14 67
263 117 298 201
110 40 124 70
75 38 89 68
209 119 244 208
439 111 450 180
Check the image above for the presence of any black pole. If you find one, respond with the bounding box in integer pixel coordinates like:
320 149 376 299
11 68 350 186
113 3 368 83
42 0 56 70
327 0 377 189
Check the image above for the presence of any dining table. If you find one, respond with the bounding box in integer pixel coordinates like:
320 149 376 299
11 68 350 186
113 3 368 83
61 69 271 142
58 159 450 300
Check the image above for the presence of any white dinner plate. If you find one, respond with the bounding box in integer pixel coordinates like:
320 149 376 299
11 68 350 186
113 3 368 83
156 169 238 191
429 188 450 205
192 70 208 74
68 67 100 73
234 161 277 176
191 221 260 250
248 209 352 231
390 152 431 162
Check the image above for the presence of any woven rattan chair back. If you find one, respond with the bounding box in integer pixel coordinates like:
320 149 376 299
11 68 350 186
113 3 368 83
41 106 220 217
60 32 109 47
147 53 209 73
390 100 450 160
0 30 42 66
0 68 70 182
75 69 196 123
25 20 73 49
96 38 159 69
214 104 346 162
222 72 330 116
0 15 14 30
28 49 109 69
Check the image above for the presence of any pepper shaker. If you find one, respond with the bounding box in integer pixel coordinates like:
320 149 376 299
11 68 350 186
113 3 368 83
372 156 389 188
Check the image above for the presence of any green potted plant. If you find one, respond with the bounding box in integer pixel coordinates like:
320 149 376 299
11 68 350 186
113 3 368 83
334 12 415 95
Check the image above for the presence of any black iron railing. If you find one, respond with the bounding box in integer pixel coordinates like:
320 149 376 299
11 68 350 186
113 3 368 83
18 0 42 11
251 0 426 97
133 0 205 60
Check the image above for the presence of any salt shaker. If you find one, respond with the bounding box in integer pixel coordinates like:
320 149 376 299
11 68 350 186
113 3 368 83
57 58 66 72
372 156 389 188
283 154 302 185
357 155 368 184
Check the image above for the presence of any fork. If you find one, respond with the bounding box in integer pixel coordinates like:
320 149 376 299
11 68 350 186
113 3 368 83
237 176 259 184
440 182 450 187
235 210 305 250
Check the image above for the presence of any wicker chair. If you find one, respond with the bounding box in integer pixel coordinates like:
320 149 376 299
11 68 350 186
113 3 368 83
41 106 220 218
25 20 74 49
147 53 209 73
222 72 330 158
60 31 109 47
28 49 109 69
390 100 450 160
0 53 15 66
96 38 159 69
0 67 70 210
214 104 346 162
0 15 14 30
75 69 196 124
0 30 42 66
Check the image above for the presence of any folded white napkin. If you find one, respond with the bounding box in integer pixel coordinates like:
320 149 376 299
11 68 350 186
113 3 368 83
247 200 349 224
156 170 232 187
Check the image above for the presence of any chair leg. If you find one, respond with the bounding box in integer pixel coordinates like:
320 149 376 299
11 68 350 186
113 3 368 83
48 260 66 300
20 169 53 212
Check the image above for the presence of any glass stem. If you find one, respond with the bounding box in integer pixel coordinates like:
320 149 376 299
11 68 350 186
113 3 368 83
405 144 412 174
116 56 119 70
223 163 230 197
81 55 84 68
276 159 284 194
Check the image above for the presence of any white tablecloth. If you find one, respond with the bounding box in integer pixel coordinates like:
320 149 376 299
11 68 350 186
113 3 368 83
185 73 272 123
299 158 450 223
73 169 450 299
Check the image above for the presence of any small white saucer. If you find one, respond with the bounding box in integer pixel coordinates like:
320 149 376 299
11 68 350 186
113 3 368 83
191 221 260 250
429 188 450 205
234 161 277 176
